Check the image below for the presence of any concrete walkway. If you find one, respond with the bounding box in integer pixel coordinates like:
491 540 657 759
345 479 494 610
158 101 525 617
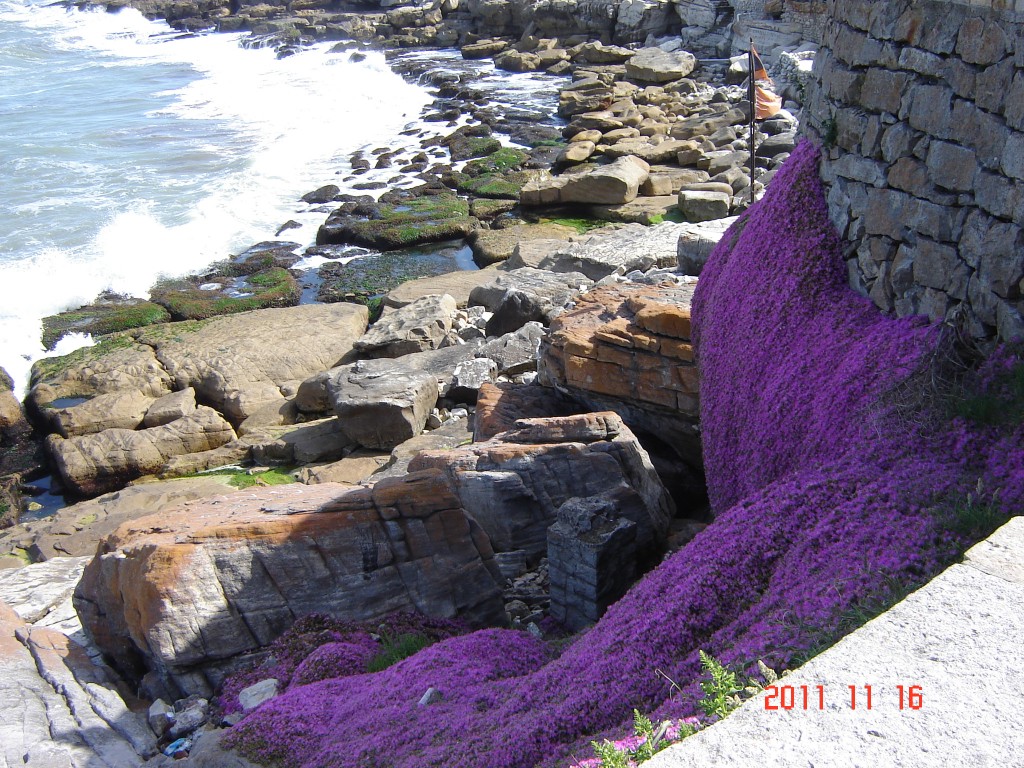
646 517 1024 768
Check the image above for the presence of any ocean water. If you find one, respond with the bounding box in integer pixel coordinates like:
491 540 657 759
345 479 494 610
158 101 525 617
0 0 442 394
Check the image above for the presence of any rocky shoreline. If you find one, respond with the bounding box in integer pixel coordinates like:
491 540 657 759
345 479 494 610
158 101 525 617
0 2 824 764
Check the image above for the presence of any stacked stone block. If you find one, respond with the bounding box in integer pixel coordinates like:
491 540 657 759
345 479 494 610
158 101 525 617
803 0 1024 341
548 496 638 631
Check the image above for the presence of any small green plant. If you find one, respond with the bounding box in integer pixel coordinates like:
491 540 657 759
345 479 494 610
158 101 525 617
953 358 1024 426
582 656 778 766
587 709 688 768
697 650 743 720
590 740 631 768
937 480 1005 539
366 632 432 673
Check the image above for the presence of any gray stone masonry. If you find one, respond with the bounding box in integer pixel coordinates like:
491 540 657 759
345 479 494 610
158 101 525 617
645 516 1024 767
803 0 1024 341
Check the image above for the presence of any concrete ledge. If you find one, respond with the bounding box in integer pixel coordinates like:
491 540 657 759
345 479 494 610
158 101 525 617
646 517 1024 768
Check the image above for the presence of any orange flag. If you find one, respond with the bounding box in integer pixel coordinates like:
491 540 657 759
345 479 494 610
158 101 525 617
755 83 782 120
750 44 771 83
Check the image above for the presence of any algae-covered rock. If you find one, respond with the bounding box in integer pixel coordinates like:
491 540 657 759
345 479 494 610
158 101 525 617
151 267 300 321
455 172 527 200
462 147 529 177
317 191 476 251
41 294 170 351
314 246 468 306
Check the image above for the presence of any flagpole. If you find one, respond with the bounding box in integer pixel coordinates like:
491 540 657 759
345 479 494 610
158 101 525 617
748 39 756 205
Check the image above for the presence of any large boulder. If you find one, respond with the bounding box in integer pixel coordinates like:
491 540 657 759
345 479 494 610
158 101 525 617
74 475 506 696
353 294 458 358
410 412 674 559
520 156 651 206
538 282 702 465
524 222 690 280
328 360 439 450
624 47 697 83
46 407 236 497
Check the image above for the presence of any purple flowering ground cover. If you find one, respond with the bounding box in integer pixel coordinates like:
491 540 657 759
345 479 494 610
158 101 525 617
226 141 1024 768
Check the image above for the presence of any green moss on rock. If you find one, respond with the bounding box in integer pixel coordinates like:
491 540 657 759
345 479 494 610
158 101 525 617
448 136 502 161
30 334 136 383
463 148 529 176
150 267 300 321
41 297 171 351
316 249 463 306
339 194 475 251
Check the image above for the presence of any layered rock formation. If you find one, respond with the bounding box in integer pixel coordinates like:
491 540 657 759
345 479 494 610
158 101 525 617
47 406 236 497
0 600 159 767
539 281 702 464
410 411 674 558
74 475 506 696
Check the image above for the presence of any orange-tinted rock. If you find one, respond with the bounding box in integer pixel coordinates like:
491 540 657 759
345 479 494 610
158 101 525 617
74 473 504 697
539 282 701 464
473 382 582 441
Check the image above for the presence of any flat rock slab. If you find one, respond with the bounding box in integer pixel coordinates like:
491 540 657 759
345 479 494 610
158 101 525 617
646 517 1024 768
139 303 369 424
74 475 505 696
531 222 694 280
384 269 497 309
295 449 391 485
0 601 158 768
0 556 90 623
0 477 237 562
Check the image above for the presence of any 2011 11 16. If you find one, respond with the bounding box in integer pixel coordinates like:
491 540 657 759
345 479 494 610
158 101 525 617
763 684 923 711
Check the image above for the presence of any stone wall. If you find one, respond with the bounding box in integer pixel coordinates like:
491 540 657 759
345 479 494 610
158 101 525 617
802 0 1024 341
